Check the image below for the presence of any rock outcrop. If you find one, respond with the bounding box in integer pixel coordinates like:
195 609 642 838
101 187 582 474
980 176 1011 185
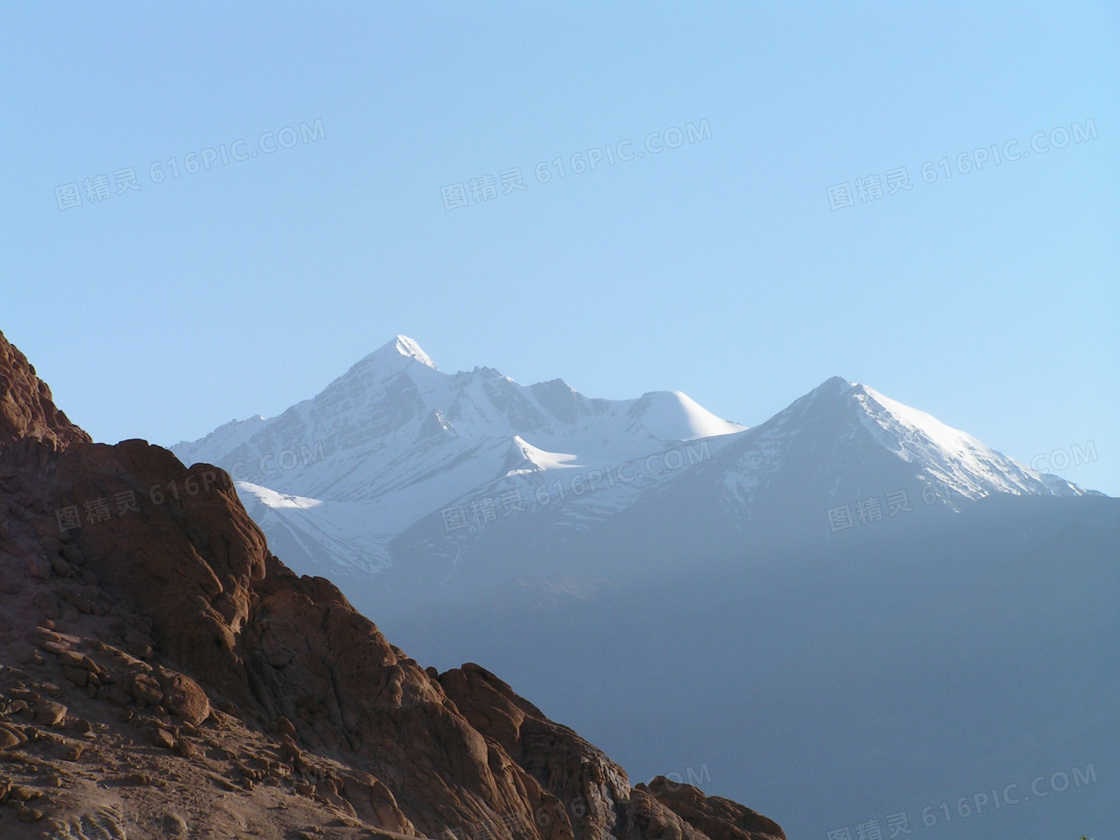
0 333 89 451
0 328 786 840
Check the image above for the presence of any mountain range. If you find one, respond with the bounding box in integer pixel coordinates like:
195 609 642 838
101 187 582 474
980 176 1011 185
171 335 1096 615
173 336 1119 839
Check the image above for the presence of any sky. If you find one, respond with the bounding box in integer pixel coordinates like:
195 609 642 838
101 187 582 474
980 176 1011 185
2 2 1117 495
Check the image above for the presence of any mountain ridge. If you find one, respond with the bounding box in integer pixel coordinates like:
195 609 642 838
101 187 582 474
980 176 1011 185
170 337 1098 600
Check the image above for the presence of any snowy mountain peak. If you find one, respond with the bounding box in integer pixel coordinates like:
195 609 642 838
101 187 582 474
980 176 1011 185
711 375 1100 517
360 335 437 372
629 391 747 440
805 378 994 466
808 376 856 401
848 384 983 456
323 335 440 398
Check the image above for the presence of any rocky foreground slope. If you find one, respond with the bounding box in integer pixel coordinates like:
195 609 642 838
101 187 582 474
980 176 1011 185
0 328 785 840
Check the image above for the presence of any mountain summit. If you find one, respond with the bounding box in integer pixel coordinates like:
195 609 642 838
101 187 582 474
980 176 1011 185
355 334 438 372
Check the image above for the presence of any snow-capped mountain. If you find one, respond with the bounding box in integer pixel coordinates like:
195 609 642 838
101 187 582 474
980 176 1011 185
171 337 1095 606
372 370 1098 615
171 336 746 574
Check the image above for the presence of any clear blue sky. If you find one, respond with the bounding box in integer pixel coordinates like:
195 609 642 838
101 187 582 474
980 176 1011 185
3 2 1117 495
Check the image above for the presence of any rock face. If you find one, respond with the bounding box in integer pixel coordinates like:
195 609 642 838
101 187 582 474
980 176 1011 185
0 328 786 840
0 333 90 451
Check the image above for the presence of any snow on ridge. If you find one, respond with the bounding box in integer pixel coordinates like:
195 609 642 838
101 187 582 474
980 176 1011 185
391 335 436 369
321 335 439 396
236 481 325 510
713 376 1096 511
353 334 437 371
506 435 576 472
854 385 984 458
630 391 747 441
176 337 746 473
848 384 1084 498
